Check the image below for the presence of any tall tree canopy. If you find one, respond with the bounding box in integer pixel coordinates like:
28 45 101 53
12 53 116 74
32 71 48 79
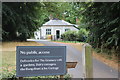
78 2 119 57
3 2 40 41
80 3 119 50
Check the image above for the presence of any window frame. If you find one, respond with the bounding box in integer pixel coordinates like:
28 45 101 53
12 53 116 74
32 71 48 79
65 28 70 32
46 29 51 35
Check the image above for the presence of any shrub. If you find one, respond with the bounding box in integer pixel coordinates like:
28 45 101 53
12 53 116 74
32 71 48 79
61 30 87 42
61 31 77 41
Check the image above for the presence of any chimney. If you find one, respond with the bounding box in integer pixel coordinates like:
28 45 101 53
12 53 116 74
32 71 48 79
76 18 79 25
49 14 53 20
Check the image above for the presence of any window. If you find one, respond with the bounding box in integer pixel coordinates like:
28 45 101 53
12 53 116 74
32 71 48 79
46 29 51 35
35 33 38 36
65 29 70 32
35 32 38 36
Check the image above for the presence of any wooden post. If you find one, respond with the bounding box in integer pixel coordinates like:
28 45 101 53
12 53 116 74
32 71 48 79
82 43 93 78
60 75 64 80
59 62 77 80
19 77 23 80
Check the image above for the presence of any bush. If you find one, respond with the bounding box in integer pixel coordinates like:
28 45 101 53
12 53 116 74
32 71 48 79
61 30 87 42
61 31 77 41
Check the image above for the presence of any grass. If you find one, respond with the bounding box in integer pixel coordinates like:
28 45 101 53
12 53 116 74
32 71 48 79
53 40 85 52
94 48 119 62
2 51 16 68
93 49 119 71
53 40 84 43
2 41 44 66
70 44 83 52
2 41 44 51
1 51 16 78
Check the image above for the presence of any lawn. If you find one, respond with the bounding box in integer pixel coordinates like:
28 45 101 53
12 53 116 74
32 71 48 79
53 40 84 43
53 40 85 52
2 41 44 51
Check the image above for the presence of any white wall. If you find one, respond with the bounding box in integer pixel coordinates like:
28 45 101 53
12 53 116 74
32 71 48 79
40 25 78 39
34 30 40 39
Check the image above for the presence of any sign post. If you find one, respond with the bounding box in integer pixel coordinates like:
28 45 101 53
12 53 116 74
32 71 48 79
16 46 66 77
82 43 93 78
60 62 77 80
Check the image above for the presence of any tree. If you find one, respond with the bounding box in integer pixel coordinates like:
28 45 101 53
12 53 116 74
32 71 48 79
79 2 120 56
2 2 42 41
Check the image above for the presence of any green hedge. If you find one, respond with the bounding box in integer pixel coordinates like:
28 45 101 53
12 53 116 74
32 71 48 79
61 30 87 42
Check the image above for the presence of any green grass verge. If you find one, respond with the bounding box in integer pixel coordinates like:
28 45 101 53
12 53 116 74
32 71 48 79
2 51 16 67
53 40 85 43
2 51 16 78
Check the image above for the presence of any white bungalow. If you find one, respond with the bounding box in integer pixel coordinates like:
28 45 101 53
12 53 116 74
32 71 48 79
34 18 79 40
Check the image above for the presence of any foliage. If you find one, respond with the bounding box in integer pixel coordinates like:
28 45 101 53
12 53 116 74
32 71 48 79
61 30 87 42
60 2 119 57
79 2 120 56
2 3 40 41
2 66 16 79
61 31 77 41
77 28 88 42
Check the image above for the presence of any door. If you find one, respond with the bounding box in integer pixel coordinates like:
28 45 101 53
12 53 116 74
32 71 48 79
56 30 60 39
